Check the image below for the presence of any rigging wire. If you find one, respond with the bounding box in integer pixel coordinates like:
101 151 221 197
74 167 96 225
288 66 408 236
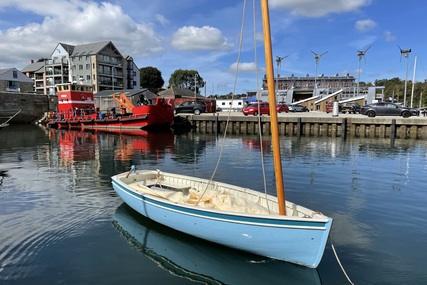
252 0 271 212
195 0 248 206
195 0 271 213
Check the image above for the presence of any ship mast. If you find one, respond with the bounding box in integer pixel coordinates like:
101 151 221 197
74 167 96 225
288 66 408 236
260 0 286 215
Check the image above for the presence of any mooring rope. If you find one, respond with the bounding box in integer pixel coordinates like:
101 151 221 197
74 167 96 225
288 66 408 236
330 239 355 285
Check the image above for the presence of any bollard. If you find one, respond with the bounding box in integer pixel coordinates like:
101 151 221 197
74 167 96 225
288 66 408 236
332 102 339 117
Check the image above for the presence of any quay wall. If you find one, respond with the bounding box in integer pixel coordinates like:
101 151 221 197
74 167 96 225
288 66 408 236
0 92 57 123
187 113 427 140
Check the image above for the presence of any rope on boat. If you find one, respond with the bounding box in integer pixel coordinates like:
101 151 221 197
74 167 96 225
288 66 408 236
330 240 355 285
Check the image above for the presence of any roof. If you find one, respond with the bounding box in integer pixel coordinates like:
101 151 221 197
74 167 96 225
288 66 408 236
159 87 204 98
0 68 33 82
21 61 45 73
0 68 12 75
58 43 75 54
71 41 121 57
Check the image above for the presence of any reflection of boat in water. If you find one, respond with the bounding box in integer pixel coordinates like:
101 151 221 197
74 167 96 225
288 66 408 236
51 128 175 163
113 204 322 285
242 137 272 152
46 82 174 131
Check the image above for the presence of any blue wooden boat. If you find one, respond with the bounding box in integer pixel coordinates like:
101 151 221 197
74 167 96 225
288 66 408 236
111 0 332 268
111 168 332 268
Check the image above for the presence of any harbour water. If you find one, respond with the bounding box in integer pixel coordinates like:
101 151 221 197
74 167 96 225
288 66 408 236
1 124 427 284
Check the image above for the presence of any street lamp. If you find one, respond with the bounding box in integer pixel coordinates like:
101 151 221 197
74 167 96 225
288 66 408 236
398 45 411 107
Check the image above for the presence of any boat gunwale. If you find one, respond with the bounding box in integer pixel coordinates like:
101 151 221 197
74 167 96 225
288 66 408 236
111 171 331 226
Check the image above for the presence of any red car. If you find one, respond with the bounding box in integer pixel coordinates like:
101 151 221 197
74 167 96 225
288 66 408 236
276 103 289 113
243 102 270 116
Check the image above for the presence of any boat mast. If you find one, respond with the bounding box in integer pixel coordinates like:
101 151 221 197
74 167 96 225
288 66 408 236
261 0 286 215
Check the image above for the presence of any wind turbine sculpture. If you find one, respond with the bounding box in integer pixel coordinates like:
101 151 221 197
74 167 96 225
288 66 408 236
275 55 288 96
398 45 411 107
311 51 328 93
357 45 371 97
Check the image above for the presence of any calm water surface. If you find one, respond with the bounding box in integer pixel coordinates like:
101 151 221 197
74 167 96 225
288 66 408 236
1 125 427 285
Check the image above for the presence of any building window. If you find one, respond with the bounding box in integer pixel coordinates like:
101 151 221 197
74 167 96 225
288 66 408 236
86 64 90 70
79 65 83 70
13 70 18 78
87 75 91 81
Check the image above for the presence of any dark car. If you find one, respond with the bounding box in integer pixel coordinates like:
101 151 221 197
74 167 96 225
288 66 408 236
174 100 207 115
341 102 361 114
288 104 309 112
276 103 289 113
360 102 419 118
243 102 270 116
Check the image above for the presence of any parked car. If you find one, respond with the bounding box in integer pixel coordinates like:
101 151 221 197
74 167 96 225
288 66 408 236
243 102 270 116
288 104 309 112
325 102 342 113
341 102 361 114
174 100 207 115
360 102 419 118
276 103 289 113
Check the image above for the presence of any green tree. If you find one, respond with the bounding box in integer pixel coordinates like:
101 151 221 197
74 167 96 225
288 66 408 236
140 66 164 89
168 69 205 93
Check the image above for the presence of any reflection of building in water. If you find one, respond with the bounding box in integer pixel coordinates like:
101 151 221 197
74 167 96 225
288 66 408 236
58 130 98 165
113 130 175 161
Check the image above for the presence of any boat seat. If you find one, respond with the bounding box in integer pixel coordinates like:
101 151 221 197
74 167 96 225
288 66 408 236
152 183 191 191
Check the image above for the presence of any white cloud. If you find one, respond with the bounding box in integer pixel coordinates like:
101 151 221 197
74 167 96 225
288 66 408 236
355 19 376 33
384 31 396 42
269 0 372 17
155 14 169 27
0 1 164 68
171 26 233 51
229 62 263 73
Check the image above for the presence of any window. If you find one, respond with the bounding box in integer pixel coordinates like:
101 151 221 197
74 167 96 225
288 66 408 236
87 75 91 81
79 65 83 70
86 64 90 70
13 70 18 78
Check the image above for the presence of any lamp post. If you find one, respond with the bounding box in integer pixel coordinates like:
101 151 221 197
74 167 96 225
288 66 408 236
398 45 411 107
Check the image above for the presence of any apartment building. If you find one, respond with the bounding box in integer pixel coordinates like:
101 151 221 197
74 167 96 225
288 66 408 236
22 41 140 95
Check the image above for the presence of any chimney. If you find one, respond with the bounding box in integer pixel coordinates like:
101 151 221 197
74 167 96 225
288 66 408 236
30 59 34 64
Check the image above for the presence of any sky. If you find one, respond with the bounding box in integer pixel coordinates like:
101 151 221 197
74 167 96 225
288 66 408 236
0 0 425 95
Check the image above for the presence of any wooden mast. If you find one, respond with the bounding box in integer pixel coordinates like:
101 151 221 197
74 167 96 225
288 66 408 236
261 0 286 215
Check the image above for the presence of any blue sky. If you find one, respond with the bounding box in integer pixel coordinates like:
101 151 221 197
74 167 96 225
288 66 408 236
0 0 425 95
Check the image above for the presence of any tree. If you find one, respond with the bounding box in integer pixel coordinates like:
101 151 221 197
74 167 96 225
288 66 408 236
168 69 205 94
140 66 164 89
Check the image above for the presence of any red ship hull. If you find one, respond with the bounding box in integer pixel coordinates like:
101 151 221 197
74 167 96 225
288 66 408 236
47 83 174 131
